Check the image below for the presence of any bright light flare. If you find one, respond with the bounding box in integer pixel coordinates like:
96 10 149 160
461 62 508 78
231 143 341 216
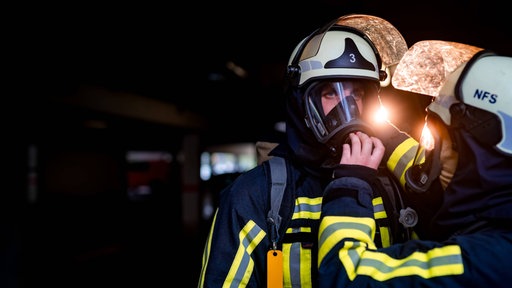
419 123 435 151
373 104 389 123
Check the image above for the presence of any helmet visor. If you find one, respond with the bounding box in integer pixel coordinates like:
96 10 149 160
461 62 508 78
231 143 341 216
305 80 370 143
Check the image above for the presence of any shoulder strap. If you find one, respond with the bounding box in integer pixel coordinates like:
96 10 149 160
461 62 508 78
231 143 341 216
376 167 416 243
267 156 287 248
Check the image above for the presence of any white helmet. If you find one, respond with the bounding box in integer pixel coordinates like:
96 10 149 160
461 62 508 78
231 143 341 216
457 52 512 155
287 27 383 88
393 40 512 156
286 26 383 150
284 15 406 168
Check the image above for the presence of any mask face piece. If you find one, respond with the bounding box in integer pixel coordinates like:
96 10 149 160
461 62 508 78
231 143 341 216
305 80 374 146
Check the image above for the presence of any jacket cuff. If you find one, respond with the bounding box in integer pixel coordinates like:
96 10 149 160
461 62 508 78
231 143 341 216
332 164 377 182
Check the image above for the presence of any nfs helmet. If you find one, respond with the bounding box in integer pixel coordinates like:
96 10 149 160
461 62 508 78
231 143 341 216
393 40 512 194
393 40 512 156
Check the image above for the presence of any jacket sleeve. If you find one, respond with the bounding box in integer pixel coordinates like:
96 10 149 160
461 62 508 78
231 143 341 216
318 165 512 287
198 165 272 288
374 121 420 188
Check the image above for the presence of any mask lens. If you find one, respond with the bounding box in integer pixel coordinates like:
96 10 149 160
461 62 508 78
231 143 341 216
305 80 364 143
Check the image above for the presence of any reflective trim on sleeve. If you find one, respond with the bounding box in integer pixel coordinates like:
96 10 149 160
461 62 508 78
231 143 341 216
319 215 464 281
340 244 463 281
224 220 266 287
387 138 419 187
198 209 218 287
319 216 377 265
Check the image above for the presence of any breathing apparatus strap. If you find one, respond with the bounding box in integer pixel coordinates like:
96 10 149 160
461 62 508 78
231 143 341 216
266 156 287 288
267 156 287 248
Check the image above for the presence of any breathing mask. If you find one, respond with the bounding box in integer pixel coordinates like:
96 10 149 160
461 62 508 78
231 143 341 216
305 79 376 150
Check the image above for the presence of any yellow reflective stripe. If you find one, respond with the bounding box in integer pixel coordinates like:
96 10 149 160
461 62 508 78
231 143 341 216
319 216 376 265
339 242 367 280
292 197 322 220
372 197 387 219
282 197 320 287
340 243 463 281
372 197 391 247
282 243 292 287
285 226 312 233
297 196 323 205
387 138 418 187
293 210 321 220
223 220 266 288
283 242 313 288
198 209 218 287
289 189 320 288
300 244 313 287
372 197 383 206
378 226 391 248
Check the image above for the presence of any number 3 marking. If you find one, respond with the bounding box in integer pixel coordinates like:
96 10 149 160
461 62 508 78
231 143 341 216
349 53 356 63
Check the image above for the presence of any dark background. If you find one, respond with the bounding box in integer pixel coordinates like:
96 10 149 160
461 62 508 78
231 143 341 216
3 1 511 287
11 0 511 144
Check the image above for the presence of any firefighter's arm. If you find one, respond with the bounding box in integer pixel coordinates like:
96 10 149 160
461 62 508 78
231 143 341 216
319 167 377 287
374 121 419 188
198 167 270 287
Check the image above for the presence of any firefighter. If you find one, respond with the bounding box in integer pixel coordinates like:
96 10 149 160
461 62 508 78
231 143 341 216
318 40 512 287
198 14 413 287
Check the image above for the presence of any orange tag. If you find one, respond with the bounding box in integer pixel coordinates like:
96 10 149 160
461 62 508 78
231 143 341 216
267 249 283 288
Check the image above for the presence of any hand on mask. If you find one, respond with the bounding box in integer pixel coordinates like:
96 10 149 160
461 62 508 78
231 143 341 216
340 131 384 170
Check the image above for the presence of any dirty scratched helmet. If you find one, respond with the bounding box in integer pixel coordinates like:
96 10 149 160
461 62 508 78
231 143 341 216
392 40 512 193
285 14 408 167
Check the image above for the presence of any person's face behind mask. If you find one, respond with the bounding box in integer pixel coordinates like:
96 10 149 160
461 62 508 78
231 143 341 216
320 81 365 117
305 80 375 144
304 79 378 168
